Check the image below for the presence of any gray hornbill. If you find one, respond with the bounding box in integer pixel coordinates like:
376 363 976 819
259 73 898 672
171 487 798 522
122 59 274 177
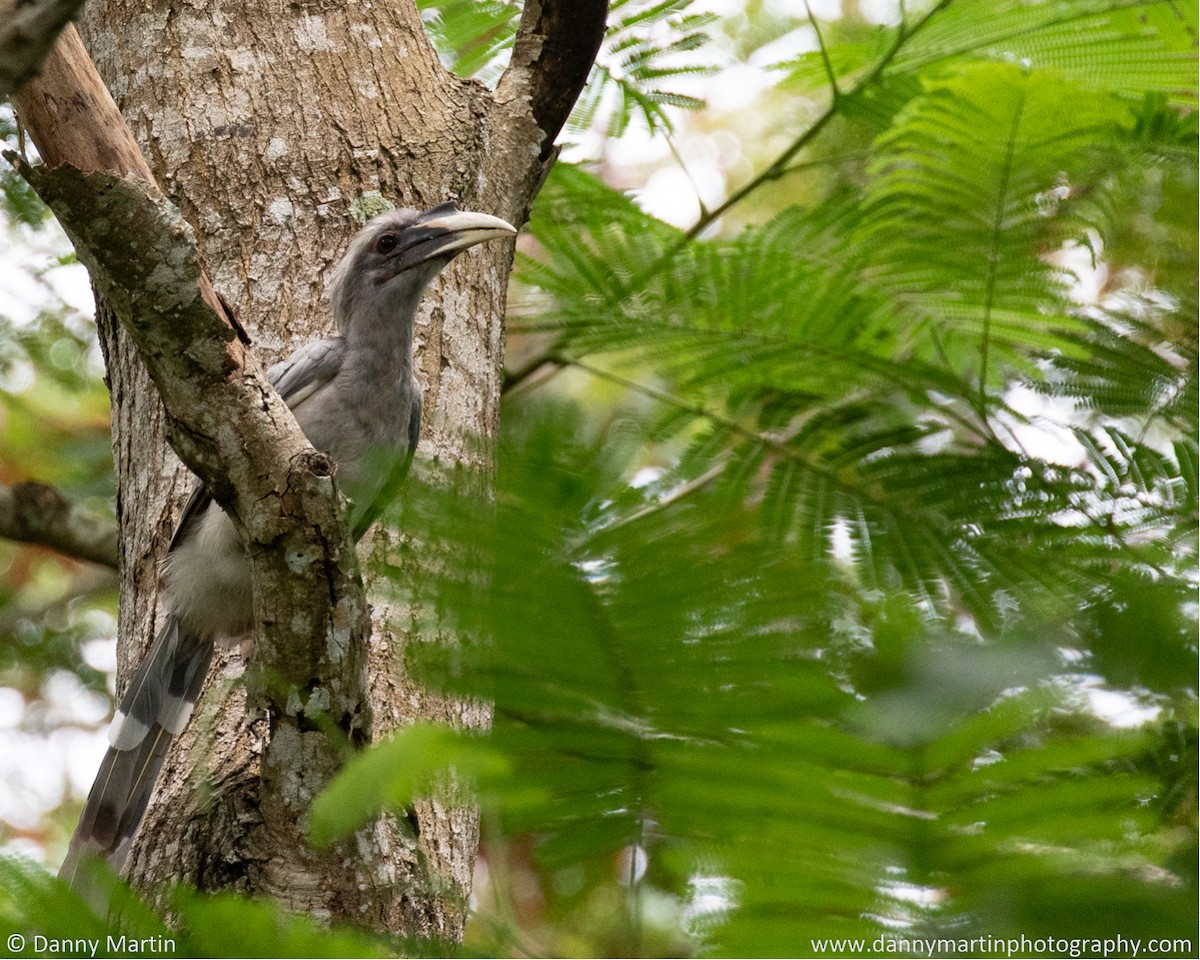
60 202 516 888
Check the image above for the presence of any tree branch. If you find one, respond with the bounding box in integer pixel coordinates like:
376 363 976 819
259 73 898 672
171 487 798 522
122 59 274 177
10 25 373 900
0 0 86 100
0 481 118 568
8 153 373 781
498 0 609 161
13 21 369 713
502 351 564 394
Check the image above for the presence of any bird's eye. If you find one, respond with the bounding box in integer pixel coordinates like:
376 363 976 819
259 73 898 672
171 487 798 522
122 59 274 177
376 233 398 254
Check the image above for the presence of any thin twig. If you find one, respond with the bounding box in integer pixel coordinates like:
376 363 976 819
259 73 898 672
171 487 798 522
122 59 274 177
502 352 566 394
664 128 709 219
607 462 727 531
681 0 954 243
805 0 840 99
615 0 956 297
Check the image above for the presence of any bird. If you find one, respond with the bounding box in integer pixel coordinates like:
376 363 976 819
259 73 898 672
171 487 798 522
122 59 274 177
59 201 517 894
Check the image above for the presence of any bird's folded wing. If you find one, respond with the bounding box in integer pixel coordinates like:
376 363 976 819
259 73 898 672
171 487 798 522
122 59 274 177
351 392 421 540
267 336 347 410
167 338 347 550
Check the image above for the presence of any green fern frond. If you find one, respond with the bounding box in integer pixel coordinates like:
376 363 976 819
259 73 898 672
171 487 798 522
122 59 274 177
892 0 1198 104
571 0 720 137
338 408 1193 951
416 0 521 83
861 63 1134 390
415 0 718 135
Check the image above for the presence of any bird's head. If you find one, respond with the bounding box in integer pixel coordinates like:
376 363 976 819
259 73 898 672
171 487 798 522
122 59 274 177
329 201 516 335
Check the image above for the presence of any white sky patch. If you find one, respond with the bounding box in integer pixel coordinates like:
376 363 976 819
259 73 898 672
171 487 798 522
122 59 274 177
766 0 842 19
630 466 664 488
0 255 50 326
997 383 1090 467
1048 231 1109 305
43 261 94 316
2 837 45 864
809 0 844 16
688 0 750 14
707 62 780 110
747 25 819 69
559 130 604 166
917 426 953 455
861 0 904 25
0 212 95 328
681 130 736 174
972 749 1004 770
0 358 34 393
605 124 673 169
64 727 111 797
43 671 111 727
1087 686 1161 728
829 516 854 565
682 872 739 935
1059 674 1162 729
636 163 726 227
576 557 615 585
82 637 118 674
880 880 946 909
0 731 67 828
708 128 746 169
0 688 24 728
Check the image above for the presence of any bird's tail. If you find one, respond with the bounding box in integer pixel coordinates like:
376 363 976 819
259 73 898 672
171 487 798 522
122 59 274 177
59 613 213 899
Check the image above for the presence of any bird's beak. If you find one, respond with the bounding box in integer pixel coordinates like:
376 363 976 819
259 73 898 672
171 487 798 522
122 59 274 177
395 203 517 272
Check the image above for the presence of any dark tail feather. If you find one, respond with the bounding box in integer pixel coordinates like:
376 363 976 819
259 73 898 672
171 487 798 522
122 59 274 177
60 614 212 904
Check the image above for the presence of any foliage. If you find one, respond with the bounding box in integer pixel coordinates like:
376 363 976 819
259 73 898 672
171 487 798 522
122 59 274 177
418 0 719 135
572 0 718 137
0 856 411 958
0 111 50 229
320 0 1196 955
417 0 520 84
0 108 116 865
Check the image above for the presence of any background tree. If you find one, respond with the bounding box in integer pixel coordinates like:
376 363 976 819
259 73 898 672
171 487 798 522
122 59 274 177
2 0 1197 957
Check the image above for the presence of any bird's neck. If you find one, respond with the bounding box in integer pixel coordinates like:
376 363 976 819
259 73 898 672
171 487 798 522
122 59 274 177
343 284 421 386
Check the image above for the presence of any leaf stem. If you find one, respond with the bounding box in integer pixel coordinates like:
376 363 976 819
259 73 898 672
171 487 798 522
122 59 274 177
805 0 840 100
978 73 1028 426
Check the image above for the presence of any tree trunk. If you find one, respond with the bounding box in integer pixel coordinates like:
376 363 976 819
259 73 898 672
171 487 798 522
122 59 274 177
22 0 604 939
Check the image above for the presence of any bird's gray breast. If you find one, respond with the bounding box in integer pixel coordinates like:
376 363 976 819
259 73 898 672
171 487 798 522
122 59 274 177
292 370 418 494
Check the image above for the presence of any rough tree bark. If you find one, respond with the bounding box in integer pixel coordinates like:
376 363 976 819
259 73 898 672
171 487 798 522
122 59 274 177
10 0 607 940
